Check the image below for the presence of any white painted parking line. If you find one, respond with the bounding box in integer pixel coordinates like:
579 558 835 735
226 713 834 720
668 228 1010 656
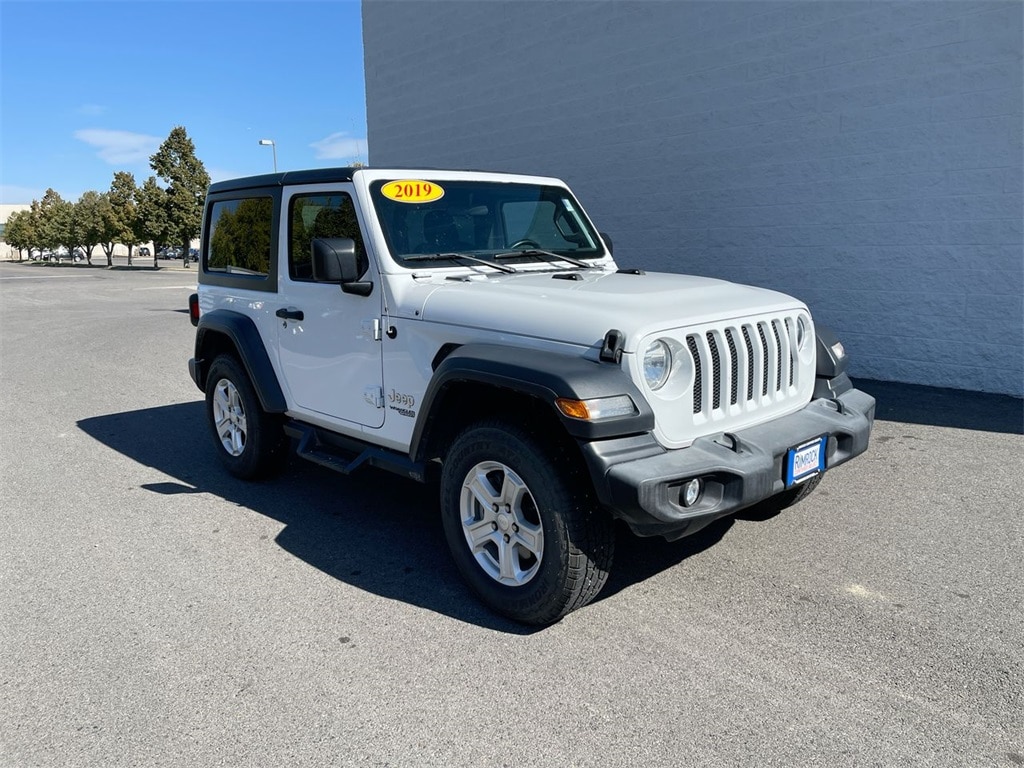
0 273 91 280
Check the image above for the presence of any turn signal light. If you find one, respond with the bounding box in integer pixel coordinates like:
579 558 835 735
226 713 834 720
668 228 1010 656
555 395 636 421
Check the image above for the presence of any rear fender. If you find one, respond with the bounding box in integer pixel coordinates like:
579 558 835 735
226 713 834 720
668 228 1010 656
190 309 287 413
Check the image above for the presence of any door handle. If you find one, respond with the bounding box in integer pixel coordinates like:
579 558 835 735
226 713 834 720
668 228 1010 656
276 307 304 321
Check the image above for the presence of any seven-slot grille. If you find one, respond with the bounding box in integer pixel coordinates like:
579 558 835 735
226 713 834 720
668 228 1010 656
684 315 801 416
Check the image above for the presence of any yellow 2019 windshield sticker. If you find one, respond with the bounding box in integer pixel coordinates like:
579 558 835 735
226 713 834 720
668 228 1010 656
381 180 445 203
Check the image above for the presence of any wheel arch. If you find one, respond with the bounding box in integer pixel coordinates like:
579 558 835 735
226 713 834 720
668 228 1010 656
410 343 654 465
190 309 287 413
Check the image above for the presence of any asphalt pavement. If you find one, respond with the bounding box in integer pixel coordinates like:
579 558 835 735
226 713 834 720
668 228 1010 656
1 260 1021 767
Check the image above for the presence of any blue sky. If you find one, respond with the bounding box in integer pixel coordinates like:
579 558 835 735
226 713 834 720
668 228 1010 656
0 0 367 205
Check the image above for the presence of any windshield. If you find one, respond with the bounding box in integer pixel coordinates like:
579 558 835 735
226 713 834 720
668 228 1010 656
369 179 605 268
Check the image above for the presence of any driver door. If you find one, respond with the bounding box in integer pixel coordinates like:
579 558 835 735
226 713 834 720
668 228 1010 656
275 186 384 428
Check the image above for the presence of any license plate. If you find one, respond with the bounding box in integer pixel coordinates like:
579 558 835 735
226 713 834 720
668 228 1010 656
785 436 826 487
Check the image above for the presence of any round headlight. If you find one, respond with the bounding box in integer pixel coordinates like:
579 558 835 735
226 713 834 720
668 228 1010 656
643 340 672 390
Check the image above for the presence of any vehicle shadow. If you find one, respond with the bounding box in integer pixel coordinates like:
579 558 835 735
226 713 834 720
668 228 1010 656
77 402 733 632
853 378 1023 434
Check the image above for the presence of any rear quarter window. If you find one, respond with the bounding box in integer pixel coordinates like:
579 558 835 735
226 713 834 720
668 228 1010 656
206 197 274 276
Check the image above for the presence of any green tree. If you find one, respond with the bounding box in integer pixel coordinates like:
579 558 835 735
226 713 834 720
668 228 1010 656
136 176 171 266
108 171 140 265
37 189 74 259
26 200 45 258
4 210 35 260
150 126 209 268
73 191 105 265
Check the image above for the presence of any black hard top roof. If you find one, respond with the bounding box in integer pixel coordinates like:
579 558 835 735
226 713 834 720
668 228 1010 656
207 167 359 194
205 166 519 195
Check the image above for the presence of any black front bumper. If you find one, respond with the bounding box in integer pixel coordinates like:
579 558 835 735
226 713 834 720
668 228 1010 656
581 387 876 540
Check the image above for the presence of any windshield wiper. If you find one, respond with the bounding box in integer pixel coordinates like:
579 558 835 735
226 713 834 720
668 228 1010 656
404 252 517 274
493 249 591 268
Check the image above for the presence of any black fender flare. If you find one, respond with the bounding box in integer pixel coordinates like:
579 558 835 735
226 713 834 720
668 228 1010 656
410 343 654 461
190 309 287 413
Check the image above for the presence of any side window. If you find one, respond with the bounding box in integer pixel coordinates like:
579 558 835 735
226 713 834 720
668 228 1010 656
289 193 366 281
206 197 273 276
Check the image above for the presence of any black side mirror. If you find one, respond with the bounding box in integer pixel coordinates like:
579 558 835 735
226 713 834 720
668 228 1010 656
311 237 372 296
599 231 613 255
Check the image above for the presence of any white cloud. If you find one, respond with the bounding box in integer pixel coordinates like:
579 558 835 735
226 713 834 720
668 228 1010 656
74 129 162 164
310 132 368 163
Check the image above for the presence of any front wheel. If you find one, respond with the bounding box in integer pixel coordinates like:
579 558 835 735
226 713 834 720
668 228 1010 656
440 421 614 625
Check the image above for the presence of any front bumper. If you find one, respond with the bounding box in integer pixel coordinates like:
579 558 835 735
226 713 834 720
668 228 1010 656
581 387 876 540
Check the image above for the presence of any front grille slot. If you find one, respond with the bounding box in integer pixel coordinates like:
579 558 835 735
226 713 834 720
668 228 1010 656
742 326 754 401
757 322 770 396
687 335 702 414
771 320 783 392
706 332 721 410
725 329 739 406
784 318 795 387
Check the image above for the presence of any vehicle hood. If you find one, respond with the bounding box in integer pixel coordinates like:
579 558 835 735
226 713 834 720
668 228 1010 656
401 269 807 353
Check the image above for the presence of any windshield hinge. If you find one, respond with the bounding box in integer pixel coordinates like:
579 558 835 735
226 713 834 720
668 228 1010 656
361 318 382 341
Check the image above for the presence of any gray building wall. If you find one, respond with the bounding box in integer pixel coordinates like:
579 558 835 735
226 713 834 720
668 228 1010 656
363 1 1023 396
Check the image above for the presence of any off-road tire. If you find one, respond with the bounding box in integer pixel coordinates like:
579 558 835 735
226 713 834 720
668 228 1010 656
204 355 286 480
440 421 614 625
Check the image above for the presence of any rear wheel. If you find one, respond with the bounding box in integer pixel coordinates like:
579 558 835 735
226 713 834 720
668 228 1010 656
440 421 614 625
204 355 285 480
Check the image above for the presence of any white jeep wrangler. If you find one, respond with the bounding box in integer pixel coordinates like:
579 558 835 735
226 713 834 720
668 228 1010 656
188 167 875 624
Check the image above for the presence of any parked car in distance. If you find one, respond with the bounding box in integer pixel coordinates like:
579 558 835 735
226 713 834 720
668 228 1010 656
138 246 152 259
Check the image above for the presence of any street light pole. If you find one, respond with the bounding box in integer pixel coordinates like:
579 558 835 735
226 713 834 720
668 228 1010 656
258 139 277 172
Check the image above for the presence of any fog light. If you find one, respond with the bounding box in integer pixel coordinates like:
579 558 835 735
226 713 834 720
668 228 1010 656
682 478 702 507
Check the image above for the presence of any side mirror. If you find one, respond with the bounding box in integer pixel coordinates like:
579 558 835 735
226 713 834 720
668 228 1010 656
311 237 373 296
599 231 613 255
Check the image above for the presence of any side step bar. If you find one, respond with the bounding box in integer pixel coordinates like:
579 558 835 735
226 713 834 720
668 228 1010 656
284 422 427 482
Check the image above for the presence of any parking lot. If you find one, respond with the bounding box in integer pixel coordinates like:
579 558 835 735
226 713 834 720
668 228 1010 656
1 260 1021 767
